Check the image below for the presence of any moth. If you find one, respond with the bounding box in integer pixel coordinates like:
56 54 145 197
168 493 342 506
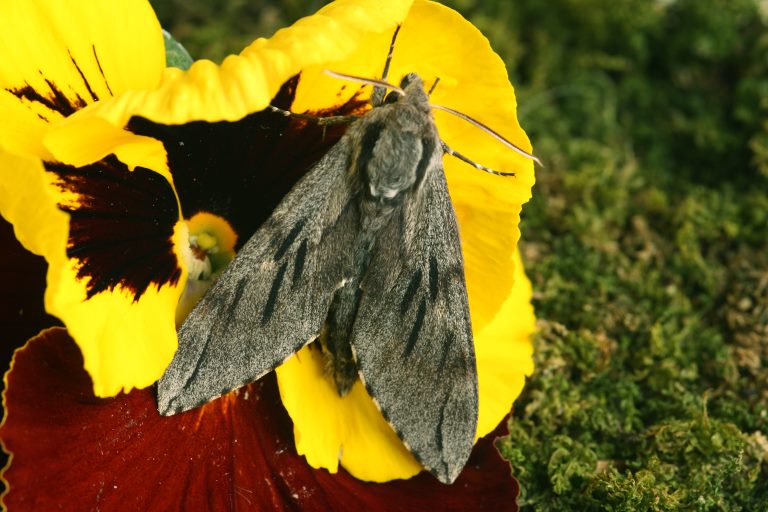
157 27 538 484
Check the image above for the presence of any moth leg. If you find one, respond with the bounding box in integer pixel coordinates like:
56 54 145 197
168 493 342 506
427 76 441 96
440 141 516 177
320 281 362 396
267 105 358 126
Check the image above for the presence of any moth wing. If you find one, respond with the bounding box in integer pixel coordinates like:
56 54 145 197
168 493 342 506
158 138 360 415
351 162 477 484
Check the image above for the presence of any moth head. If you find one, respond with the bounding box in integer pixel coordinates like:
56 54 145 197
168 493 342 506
399 72 422 91
379 73 421 105
322 69 542 169
390 73 429 111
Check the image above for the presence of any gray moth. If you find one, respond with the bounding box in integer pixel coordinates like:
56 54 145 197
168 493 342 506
157 47 482 485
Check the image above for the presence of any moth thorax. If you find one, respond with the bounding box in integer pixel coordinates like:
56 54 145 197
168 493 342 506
364 133 424 203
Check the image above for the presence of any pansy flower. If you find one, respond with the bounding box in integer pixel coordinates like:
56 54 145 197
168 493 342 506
0 0 536 508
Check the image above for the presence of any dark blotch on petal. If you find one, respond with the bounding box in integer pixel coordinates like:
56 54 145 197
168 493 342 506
128 75 369 249
6 81 84 118
92 46 113 97
5 51 106 118
46 156 181 301
0 329 519 511
68 50 99 103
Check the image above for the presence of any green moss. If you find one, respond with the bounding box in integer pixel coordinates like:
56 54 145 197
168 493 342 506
153 0 768 508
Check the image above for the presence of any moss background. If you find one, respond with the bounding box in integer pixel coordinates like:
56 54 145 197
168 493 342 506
152 0 768 509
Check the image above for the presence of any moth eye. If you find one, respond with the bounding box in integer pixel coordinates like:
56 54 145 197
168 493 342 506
383 91 400 104
399 73 417 89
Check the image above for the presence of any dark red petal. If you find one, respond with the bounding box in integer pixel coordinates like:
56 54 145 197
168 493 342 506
1 328 518 511
0 217 60 474
0 216 59 374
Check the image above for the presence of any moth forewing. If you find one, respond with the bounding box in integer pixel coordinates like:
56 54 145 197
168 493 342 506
156 137 362 415
351 153 477 484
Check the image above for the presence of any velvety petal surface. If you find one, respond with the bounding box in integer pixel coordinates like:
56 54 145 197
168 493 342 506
0 328 519 511
0 0 185 396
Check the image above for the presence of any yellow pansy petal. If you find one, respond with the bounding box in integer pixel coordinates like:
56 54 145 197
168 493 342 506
0 93 51 159
475 248 536 438
0 0 163 94
44 156 186 396
47 221 188 396
0 150 178 398
276 347 422 482
0 147 68 258
0 0 164 157
43 115 171 182
0 144 187 396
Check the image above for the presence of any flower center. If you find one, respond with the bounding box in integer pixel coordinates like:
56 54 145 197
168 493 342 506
176 212 238 326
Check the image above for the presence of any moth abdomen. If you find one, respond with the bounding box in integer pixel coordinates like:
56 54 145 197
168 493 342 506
322 280 362 395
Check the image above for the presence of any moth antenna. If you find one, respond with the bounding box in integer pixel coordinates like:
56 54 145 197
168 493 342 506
441 141 516 177
430 103 543 166
371 24 402 106
324 70 404 96
427 77 441 97
266 105 358 126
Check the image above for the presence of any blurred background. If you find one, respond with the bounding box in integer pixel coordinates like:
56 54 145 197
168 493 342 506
152 0 768 509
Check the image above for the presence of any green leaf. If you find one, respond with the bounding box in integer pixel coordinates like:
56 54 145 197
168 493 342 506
163 29 193 70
